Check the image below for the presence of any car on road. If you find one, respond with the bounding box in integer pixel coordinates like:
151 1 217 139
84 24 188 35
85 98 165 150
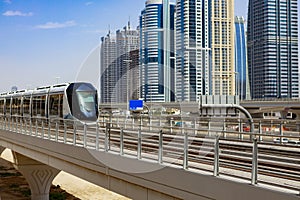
273 138 289 143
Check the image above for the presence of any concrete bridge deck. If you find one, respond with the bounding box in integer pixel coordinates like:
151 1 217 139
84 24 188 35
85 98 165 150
0 116 299 200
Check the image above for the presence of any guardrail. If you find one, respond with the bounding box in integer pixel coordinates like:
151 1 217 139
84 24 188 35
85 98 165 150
0 115 299 195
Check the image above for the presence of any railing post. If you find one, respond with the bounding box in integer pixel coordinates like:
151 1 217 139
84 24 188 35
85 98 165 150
279 122 283 144
96 122 99 151
35 119 38 136
24 118 27 133
55 121 59 142
105 123 109 152
181 119 184 135
83 123 87 148
20 117 23 134
222 119 226 138
124 116 127 129
194 119 197 135
251 138 258 185
8 117 11 131
12 117 15 132
238 120 243 140
73 121 77 145
208 120 211 136
63 121 67 144
48 120 51 139
158 130 163 164
149 115 152 131
159 116 161 127
137 129 142 160
183 132 188 170
117 117 119 128
170 119 173 134
132 117 135 130
30 118 32 135
214 136 220 176
120 128 124 155
41 120 45 138
258 120 262 141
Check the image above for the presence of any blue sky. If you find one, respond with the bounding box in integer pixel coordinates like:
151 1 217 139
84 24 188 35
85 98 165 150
0 0 299 92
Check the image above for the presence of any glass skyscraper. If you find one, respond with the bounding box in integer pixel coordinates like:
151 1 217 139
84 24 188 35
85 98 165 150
235 16 250 100
116 24 139 103
247 0 299 99
100 32 117 103
175 0 211 102
140 0 175 102
175 0 235 102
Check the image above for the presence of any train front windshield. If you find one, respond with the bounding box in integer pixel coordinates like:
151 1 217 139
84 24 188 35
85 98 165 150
67 83 98 121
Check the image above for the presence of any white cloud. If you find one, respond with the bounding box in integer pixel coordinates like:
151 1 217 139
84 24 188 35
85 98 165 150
3 10 33 17
35 21 77 29
85 1 93 6
3 0 12 4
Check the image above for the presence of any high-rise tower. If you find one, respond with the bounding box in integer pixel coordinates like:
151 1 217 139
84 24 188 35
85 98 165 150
140 0 175 102
211 0 235 96
100 32 117 103
247 0 299 99
175 0 211 101
235 16 250 100
116 24 139 103
175 0 235 102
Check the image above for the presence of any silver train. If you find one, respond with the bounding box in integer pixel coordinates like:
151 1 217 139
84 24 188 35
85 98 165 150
0 82 98 122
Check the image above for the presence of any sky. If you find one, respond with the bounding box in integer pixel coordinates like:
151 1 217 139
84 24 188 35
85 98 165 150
0 0 299 92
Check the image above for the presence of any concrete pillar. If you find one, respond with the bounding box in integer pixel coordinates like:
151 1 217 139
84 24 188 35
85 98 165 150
12 152 60 200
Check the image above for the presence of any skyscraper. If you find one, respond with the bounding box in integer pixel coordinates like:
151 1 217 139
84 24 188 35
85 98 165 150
175 0 235 102
235 16 250 100
211 0 235 96
116 23 139 103
100 32 117 103
175 0 211 101
140 0 175 102
247 0 299 99
100 24 139 104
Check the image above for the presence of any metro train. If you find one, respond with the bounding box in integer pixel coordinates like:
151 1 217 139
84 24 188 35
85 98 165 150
0 82 98 122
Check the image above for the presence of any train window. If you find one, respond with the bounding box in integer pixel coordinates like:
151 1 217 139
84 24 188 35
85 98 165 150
49 94 63 117
5 98 11 115
0 99 4 114
23 96 31 115
40 96 46 116
32 96 46 117
12 97 22 115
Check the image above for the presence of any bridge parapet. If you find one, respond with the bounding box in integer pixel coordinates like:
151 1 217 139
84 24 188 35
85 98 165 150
0 115 299 200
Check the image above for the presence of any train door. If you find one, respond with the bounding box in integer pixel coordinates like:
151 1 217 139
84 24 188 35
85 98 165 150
22 95 31 118
32 95 47 119
48 93 63 120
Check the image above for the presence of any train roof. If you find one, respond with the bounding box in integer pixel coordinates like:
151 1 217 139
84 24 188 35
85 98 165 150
0 82 71 98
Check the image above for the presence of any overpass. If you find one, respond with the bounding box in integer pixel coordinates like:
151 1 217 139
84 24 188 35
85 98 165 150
0 116 299 200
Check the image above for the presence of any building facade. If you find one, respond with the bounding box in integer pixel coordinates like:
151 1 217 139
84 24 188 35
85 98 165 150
175 0 235 102
140 0 175 103
116 24 140 103
100 32 117 103
235 16 250 100
247 0 299 99
211 0 235 96
175 0 211 101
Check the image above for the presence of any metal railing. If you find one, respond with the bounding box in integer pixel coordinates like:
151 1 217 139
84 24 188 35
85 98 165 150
0 115 299 195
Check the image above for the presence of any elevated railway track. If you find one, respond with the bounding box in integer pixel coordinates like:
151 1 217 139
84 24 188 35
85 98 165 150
0 115 299 195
